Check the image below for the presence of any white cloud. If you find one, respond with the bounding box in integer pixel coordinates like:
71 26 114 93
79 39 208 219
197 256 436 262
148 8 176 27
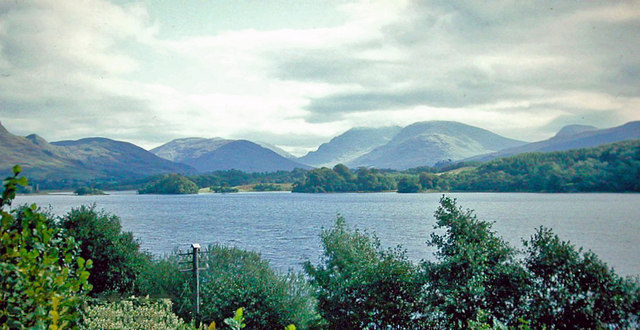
0 0 637 154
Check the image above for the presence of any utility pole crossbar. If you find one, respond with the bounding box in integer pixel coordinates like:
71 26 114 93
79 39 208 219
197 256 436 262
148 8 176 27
179 243 207 323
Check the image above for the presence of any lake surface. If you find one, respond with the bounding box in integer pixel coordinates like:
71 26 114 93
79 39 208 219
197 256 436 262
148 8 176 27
14 192 640 276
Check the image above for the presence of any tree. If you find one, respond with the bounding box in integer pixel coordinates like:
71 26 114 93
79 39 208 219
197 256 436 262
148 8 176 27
191 245 321 328
420 196 529 327
59 205 149 297
397 176 421 193
305 216 423 328
138 174 199 194
522 227 640 328
1 166 91 328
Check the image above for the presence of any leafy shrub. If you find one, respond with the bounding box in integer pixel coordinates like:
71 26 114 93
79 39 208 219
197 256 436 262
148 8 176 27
521 227 640 328
59 205 150 297
305 216 423 328
139 174 199 194
422 196 639 328
421 196 529 327
82 296 192 329
0 166 91 328
157 245 321 328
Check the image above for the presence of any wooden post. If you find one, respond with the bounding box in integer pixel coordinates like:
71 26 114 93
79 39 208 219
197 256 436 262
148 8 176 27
191 243 201 322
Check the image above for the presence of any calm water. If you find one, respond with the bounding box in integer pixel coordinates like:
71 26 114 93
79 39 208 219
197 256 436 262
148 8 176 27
14 192 640 276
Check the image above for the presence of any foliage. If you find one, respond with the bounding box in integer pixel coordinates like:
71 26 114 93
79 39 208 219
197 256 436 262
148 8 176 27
305 216 423 328
293 164 396 193
520 227 640 328
396 176 421 193
421 196 529 327
82 296 192 329
74 186 106 195
143 245 321 329
223 307 246 330
305 196 640 328
440 140 640 192
190 169 307 189
139 173 199 194
59 205 150 297
1 165 91 328
211 185 239 193
252 183 284 191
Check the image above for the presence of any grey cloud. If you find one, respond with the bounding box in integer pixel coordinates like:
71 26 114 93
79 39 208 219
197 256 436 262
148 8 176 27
267 1 640 121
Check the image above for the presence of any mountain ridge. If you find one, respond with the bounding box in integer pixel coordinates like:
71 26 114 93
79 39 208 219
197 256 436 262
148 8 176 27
346 121 525 169
469 121 640 162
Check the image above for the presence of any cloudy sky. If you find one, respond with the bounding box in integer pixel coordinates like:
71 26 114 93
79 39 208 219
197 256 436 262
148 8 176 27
0 1 638 155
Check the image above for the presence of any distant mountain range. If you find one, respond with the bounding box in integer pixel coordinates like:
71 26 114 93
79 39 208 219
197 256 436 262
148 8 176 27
344 121 525 170
298 126 402 167
0 122 193 184
468 121 640 162
151 138 310 172
1 119 639 186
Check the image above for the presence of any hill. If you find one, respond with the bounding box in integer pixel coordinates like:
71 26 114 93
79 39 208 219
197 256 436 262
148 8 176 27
0 121 194 188
298 126 402 167
0 122 98 180
437 139 640 192
348 121 525 170
52 137 194 179
471 121 640 162
153 138 309 173
150 137 232 163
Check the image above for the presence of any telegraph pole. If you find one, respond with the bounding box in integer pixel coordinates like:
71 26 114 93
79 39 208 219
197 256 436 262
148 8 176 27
180 243 205 323
192 243 201 320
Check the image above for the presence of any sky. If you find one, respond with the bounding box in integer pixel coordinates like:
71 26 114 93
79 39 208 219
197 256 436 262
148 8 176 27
0 0 638 156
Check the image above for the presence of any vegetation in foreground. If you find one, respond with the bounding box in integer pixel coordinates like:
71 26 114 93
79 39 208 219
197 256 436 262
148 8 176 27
2 166 639 328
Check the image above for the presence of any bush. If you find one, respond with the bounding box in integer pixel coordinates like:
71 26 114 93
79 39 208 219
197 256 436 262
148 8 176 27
522 227 640 328
59 205 150 297
0 166 91 328
141 245 321 328
305 216 423 328
82 296 192 329
421 196 529 327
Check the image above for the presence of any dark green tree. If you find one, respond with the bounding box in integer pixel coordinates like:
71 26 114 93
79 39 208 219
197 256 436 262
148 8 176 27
305 216 423 328
59 205 149 297
420 196 529 328
397 176 421 193
138 173 199 194
521 227 640 328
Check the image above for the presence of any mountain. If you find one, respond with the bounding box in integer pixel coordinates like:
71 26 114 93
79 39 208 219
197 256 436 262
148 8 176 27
347 121 525 170
0 122 95 180
52 137 194 179
174 140 310 173
255 141 296 159
151 137 232 163
298 126 402 167
0 121 195 187
471 121 640 162
553 125 598 139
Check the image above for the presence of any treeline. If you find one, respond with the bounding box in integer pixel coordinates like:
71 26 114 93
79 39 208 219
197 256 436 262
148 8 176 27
292 164 396 192
21 139 640 194
418 139 640 192
3 168 639 328
295 140 640 193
